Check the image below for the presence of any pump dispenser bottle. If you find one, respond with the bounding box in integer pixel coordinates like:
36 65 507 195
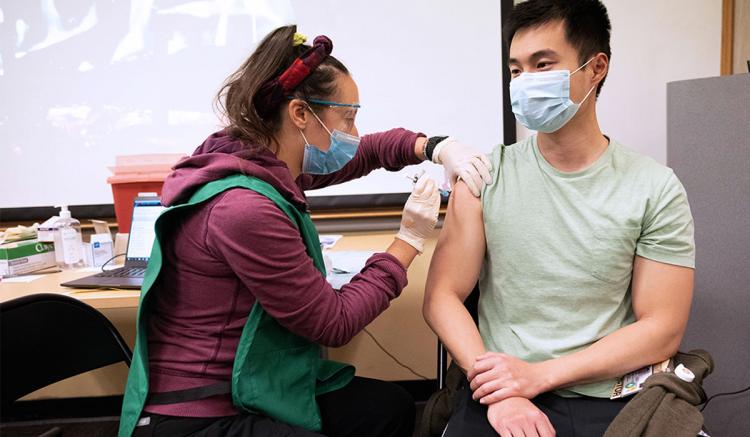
54 206 84 269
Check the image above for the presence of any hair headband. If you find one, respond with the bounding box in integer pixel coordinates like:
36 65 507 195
254 35 333 119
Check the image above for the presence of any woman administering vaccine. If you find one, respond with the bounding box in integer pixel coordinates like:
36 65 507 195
119 25 491 437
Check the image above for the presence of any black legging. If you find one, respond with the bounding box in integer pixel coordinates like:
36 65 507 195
131 377 415 437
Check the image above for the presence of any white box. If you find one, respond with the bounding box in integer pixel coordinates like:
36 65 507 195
37 216 60 242
83 234 114 267
0 239 56 277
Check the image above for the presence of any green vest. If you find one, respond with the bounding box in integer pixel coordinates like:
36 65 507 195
118 174 354 437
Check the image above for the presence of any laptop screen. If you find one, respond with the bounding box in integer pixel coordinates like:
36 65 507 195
126 198 165 262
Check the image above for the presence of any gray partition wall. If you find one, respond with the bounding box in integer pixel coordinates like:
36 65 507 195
667 74 750 435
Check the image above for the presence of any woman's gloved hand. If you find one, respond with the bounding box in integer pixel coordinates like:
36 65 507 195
396 176 441 253
432 137 492 197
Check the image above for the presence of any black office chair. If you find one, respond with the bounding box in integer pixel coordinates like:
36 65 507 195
437 283 480 389
0 293 133 425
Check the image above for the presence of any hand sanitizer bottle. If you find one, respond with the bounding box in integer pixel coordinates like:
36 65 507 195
54 206 84 269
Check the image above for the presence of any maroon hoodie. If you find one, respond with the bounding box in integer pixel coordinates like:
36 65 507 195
144 128 423 417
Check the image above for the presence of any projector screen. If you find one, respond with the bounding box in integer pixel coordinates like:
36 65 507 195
1 0 504 209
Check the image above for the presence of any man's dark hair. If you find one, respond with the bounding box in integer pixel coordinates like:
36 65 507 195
505 0 612 96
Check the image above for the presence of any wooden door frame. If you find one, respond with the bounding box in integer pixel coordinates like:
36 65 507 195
722 0 735 75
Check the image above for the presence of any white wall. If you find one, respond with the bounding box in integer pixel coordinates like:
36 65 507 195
600 0 721 163
0 0 723 209
517 0 722 164
0 0 503 209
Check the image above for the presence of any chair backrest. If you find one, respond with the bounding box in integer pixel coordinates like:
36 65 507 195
437 283 480 389
0 293 133 409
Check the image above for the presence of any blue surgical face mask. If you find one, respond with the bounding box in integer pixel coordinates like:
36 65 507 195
510 57 597 133
300 109 360 175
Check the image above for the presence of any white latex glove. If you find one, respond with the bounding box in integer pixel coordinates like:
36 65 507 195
432 137 492 197
395 176 441 253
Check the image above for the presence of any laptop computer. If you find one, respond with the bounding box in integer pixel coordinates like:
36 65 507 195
61 196 165 289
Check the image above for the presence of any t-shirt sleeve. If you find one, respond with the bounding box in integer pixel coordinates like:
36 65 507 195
636 171 695 268
480 144 505 200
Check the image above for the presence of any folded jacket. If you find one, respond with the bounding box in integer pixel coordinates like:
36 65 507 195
604 349 714 437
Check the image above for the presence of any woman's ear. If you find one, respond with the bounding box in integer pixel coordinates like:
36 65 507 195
288 99 308 130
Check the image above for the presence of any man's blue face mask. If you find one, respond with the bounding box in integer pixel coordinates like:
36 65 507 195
299 105 361 175
510 57 597 133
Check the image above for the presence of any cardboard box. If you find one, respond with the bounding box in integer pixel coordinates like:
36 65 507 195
0 239 56 277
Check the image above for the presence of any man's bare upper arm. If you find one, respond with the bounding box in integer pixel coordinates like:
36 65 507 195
426 182 486 303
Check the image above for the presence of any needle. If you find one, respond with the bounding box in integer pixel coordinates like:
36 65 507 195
405 170 451 197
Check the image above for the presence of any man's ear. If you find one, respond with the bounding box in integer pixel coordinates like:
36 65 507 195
287 99 309 130
590 52 609 87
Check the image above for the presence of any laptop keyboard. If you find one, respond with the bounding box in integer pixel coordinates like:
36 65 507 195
95 267 147 278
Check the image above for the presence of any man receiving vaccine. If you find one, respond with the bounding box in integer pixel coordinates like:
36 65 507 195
424 1 696 436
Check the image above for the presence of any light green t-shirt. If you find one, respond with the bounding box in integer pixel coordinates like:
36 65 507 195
479 135 695 398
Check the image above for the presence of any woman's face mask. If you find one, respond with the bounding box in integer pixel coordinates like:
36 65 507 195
509 57 597 133
299 107 361 175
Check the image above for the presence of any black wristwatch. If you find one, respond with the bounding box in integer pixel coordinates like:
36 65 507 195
425 136 448 162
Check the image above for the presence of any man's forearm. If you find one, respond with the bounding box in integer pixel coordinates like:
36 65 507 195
539 317 682 392
540 257 693 392
424 292 486 375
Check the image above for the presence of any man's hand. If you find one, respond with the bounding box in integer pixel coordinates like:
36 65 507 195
487 397 555 437
468 352 551 404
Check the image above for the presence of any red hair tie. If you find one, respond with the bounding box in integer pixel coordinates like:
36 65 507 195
254 35 333 119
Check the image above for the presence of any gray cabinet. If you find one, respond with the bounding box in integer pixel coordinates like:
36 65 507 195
668 74 750 435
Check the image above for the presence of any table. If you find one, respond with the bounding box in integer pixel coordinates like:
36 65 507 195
0 269 141 309
0 231 438 400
